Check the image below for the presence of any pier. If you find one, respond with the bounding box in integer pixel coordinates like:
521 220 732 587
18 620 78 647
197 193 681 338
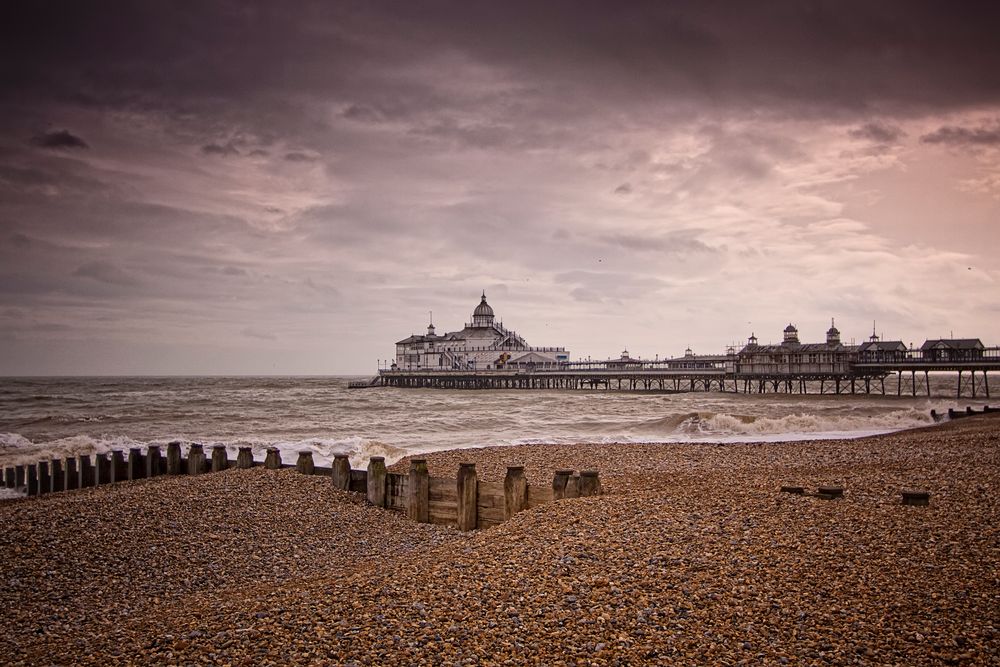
377 346 1000 398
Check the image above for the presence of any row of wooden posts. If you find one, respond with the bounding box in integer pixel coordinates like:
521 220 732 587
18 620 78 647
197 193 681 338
2 443 602 531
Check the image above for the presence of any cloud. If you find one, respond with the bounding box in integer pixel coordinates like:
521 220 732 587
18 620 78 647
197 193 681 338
849 122 905 144
73 261 138 286
29 129 89 150
284 151 318 162
241 326 276 340
920 123 1000 146
614 182 632 195
201 142 240 157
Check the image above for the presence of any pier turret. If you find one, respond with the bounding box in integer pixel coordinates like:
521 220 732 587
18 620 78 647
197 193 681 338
471 292 495 328
826 319 841 346
783 324 799 345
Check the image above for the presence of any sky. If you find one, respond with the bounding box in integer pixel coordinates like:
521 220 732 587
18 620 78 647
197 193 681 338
1 1 998 375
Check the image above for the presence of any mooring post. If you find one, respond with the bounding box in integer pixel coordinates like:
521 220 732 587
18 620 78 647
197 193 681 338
211 445 229 472
456 463 479 531
64 457 79 491
37 460 51 495
78 454 95 488
128 447 145 481
407 459 430 523
296 451 315 475
552 469 572 500
332 454 351 490
166 442 182 475
236 446 254 469
27 463 38 496
49 459 65 494
110 450 127 483
579 470 602 497
366 456 387 507
264 447 282 470
187 444 205 475
146 445 162 478
503 466 528 519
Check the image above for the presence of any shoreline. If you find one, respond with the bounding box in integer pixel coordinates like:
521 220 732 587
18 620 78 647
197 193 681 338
1 414 998 664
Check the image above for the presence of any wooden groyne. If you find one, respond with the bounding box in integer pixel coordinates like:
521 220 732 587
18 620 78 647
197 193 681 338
1 444 601 531
930 405 999 422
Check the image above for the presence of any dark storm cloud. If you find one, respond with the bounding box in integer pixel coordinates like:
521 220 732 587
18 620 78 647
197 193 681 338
201 142 240 157
284 152 317 162
849 122 905 144
29 129 89 150
920 123 1000 146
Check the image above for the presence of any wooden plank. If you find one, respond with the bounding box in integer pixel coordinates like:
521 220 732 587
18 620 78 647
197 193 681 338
477 517 502 529
349 469 368 494
477 506 505 523
428 513 456 526
526 484 554 508
429 476 457 499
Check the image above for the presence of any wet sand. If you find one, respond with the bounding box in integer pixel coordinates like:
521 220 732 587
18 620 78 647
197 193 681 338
1 415 998 665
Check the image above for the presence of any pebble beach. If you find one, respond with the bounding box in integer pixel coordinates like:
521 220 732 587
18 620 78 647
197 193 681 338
1 415 998 666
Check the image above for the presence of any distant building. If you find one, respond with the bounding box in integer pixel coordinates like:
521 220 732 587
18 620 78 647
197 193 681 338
393 293 569 370
919 338 985 362
606 349 643 369
856 330 908 363
736 320 857 375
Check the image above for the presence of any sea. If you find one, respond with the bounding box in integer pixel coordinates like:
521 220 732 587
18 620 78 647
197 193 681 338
1 374 990 496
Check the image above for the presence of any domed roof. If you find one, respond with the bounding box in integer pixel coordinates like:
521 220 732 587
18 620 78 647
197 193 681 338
474 293 494 318
784 323 798 333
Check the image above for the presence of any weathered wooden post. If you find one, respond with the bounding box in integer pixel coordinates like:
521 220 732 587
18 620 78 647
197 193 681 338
236 446 254 469
94 453 111 485
15 464 26 488
110 450 127 483
37 460 51 495
407 459 430 522
332 454 351 491
128 447 145 481
146 445 162 478
3 467 14 488
27 463 38 495
552 469 572 500
166 441 182 475
211 445 229 472
187 444 206 475
49 459 65 494
78 454 95 488
456 463 478 531
367 456 387 507
817 486 844 500
564 474 580 499
902 490 930 506
64 457 79 491
264 447 282 470
503 466 528 519
579 470 602 497
296 451 315 475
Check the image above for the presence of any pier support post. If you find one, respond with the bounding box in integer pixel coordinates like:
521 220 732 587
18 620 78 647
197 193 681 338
264 447 282 470
64 457 79 491
110 450 127 483
27 463 38 495
296 451 315 475
49 459 65 494
187 444 205 475
212 445 229 472
332 454 351 490
407 459 430 523
552 469 572 500
236 447 254 469
503 466 528 519
37 460 51 494
456 463 478 532
78 455 95 488
166 442 182 475
366 456 387 507
146 445 162 478
579 470 602 497
127 447 145 481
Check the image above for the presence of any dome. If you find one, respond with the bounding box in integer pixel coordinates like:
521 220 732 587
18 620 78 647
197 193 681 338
473 293 494 318
784 323 798 333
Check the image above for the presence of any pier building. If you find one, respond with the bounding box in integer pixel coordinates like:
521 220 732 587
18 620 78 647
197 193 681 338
394 293 568 371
